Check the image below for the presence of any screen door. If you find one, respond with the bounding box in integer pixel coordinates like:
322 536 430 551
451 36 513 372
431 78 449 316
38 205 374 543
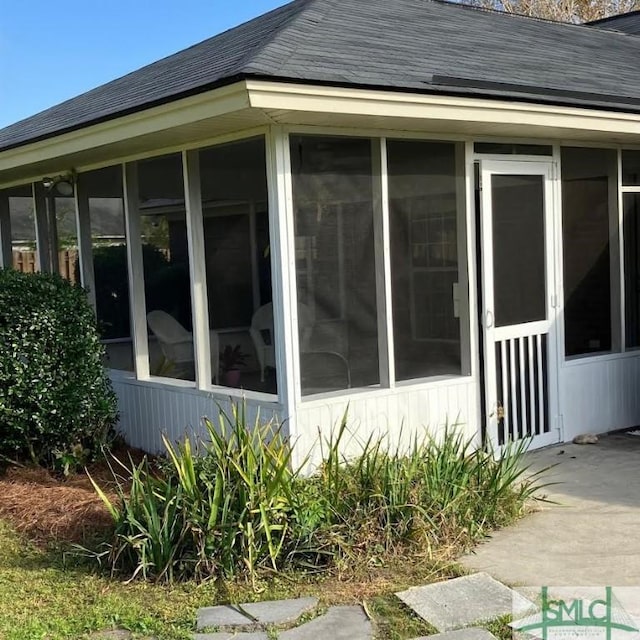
479 161 560 449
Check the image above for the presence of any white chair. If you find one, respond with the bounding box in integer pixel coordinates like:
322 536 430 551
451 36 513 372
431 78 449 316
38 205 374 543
146 310 219 382
250 302 314 381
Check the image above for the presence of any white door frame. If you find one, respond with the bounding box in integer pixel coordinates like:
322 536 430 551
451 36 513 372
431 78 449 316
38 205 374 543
479 159 561 450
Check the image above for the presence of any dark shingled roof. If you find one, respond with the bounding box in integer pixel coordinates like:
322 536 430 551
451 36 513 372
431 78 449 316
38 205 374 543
588 11 640 36
3 0 640 153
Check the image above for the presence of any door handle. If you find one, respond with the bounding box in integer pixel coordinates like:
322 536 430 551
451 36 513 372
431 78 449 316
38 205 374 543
485 310 494 329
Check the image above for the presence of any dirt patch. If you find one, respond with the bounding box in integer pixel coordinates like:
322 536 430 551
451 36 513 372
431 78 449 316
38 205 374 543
0 446 148 546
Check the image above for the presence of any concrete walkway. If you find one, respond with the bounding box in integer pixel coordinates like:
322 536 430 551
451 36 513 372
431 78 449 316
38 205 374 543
461 432 640 586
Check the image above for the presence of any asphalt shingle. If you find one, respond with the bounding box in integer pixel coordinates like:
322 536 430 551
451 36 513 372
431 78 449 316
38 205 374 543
588 11 640 35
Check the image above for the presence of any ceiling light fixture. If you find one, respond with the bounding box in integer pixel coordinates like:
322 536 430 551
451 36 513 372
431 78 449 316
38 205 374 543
42 171 76 196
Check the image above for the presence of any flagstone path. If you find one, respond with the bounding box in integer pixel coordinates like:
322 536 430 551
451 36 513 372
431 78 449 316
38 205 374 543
90 571 538 639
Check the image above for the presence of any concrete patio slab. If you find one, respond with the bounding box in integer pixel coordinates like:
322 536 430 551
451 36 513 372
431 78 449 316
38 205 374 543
461 433 640 587
396 572 533 631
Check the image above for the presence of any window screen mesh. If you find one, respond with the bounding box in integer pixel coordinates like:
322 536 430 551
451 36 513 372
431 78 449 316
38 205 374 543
561 147 616 357
291 135 380 395
387 140 463 381
82 166 133 371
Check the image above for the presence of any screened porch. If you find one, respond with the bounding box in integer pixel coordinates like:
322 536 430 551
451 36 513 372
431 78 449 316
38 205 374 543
2 127 640 461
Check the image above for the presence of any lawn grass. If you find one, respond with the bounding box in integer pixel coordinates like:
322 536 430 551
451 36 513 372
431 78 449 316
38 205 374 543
0 520 210 639
482 615 513 640
0 519 472 640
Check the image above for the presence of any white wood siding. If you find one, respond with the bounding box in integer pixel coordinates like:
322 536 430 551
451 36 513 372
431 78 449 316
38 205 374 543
294 378 479 467
110 373 478 466
110 375 284 453
110 356 640 463
560 354 640 441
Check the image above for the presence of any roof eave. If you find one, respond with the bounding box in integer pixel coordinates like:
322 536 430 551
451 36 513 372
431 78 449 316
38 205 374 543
6 76 640 188
0 75 251 156
7 70 640 159
246 78 640 141
0 80 253 183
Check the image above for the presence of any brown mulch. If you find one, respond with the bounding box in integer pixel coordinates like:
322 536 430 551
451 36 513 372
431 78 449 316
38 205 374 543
0 446 148 546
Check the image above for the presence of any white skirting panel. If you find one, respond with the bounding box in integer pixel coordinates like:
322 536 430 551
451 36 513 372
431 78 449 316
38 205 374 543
560 354 640 441
293 377 480 468
110 374 284 453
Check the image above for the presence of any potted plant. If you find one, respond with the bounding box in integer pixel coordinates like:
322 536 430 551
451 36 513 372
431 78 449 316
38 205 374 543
219 344 248 387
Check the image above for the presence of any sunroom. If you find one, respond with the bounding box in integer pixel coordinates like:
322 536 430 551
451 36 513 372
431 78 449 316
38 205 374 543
3 0 640 465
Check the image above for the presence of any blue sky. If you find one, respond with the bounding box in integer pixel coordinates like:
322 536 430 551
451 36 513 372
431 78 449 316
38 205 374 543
0 1 288 129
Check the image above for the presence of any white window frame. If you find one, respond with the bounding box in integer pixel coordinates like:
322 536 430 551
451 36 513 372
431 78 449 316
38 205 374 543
284 127 474 402
620 148 640 354
556 145 622 362
554 143 640 366
67 129 283 403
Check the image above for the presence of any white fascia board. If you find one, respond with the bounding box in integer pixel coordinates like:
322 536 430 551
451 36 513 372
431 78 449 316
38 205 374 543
0 81 250 176
246 80 640 136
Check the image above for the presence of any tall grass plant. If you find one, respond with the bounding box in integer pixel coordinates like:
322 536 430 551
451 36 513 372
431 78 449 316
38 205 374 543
89 405 548 583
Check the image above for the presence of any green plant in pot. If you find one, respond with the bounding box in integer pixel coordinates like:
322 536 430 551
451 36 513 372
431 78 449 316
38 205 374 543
220 344 248 387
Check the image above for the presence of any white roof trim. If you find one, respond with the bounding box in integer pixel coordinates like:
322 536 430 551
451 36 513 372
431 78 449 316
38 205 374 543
247 80 640 137
0 81 250 176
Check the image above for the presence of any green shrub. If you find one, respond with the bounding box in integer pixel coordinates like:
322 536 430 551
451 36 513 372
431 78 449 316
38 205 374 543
0 268 118 469
89 404 548 584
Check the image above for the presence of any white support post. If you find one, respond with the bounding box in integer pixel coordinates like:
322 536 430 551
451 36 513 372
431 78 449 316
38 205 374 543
265 127 299 443
33 183 52 272
122 162 150 380
372 138 394 388
0 192 12 269
465 141 479 381
609 149 622 353
183 149 213 389
457 141 473 377
551 143 565 364
74 177 96 309
617 148 626 352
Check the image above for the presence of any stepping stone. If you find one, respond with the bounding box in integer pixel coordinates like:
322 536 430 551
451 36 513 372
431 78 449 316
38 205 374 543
88 632 135 640
280 606 372 639
396 572 533 632
196 596 318 631
411 627 498 640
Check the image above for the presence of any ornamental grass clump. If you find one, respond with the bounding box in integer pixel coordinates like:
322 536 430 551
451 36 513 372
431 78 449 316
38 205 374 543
90 405 547 583
0 268 118 470
89 404 296 583
287 418 546 567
